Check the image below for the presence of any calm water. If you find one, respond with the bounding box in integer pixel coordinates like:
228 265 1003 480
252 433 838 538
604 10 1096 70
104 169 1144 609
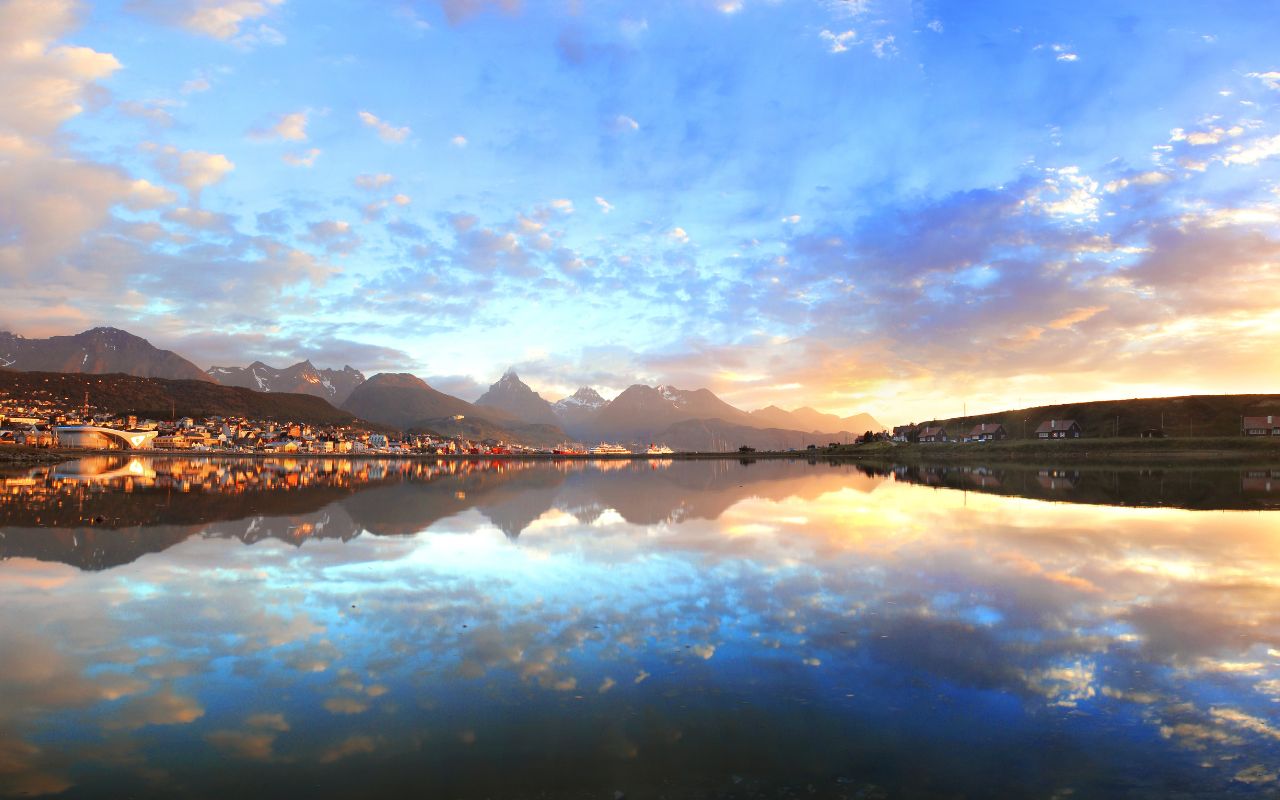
2 456 1279 798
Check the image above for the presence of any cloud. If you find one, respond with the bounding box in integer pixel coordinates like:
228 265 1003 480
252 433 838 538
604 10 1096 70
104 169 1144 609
250 110 308 141
119 99 177 127
594 196 614 213
611 114 639 132
668 227 690 244
358 110 410 143
435 0 521 25
282 148 321 167
354 173 395 190
126 0 284 41
146 144 235 203
1050 43 1078 62
306 220 361 254
1217 133 1280 166
1247 71 1280 91
820 29 856 54
451 134 468 147
181 74 212 94
0 0 122 138
927 19 943 33
872 35 897 59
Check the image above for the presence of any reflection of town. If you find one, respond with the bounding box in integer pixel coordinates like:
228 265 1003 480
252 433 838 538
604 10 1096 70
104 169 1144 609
3 456 1280 573
0 456 838 570
864 463 1280 510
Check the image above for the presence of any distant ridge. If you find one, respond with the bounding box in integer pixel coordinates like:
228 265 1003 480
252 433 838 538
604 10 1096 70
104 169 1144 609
208 360 365 404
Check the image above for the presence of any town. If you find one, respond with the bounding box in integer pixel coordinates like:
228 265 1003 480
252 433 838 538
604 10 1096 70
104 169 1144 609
0 388 547 456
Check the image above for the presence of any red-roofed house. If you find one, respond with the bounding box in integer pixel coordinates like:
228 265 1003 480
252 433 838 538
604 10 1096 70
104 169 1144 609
965 423 1008 442
1243 416 1280 436
1035 419 1082 439
919 426 949 443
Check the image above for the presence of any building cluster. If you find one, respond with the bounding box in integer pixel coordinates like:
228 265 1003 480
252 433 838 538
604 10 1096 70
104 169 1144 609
0 392 539 455
891 419 1083 443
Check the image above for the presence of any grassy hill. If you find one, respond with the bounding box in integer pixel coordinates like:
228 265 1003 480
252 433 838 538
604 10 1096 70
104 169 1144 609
0 370 368 427
907 394 1280 440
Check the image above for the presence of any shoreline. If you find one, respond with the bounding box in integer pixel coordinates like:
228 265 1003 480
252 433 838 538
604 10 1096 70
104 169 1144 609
3 436 1279 469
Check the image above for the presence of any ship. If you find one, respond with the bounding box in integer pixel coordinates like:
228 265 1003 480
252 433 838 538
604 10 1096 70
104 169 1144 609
645 443 674 455
589 442 632 455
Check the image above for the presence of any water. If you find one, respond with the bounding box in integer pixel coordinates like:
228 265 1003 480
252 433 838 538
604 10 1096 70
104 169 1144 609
2 455 1279 798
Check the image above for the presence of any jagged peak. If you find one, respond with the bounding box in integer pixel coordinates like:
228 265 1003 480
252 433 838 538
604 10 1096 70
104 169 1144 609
82 326 139 339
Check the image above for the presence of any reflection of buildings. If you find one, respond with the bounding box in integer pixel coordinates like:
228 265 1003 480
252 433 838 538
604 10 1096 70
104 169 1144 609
1243 470 1279 492
55 426 158 450
53 457 158 481
1036 469 1081 490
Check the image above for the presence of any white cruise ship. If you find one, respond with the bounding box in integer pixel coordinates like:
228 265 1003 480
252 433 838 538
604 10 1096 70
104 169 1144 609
589 442 631 455
645 444 674 455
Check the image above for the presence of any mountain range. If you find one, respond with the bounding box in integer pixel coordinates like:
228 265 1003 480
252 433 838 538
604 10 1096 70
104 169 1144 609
0 327 883 449
207 361 365 404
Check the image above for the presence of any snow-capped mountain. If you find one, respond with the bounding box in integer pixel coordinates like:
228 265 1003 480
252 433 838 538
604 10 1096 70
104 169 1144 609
207 361 365 404
551 387 607 436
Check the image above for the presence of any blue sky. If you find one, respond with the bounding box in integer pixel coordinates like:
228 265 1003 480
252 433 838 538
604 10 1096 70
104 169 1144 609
2 0 1278 421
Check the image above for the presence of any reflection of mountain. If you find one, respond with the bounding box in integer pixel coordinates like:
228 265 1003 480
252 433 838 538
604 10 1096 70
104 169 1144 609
4 456 1276 572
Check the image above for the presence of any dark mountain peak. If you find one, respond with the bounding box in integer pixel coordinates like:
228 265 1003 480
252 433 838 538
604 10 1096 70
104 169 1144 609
365 372 428 389
82 325 132 337
0 327 211 382
476 370 558 426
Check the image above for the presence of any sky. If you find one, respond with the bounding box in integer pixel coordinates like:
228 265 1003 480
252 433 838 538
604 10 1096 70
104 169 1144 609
1 0 1278 423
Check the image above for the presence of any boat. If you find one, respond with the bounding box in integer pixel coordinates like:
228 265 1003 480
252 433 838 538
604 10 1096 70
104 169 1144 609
589 442 631 455
645 443 674 455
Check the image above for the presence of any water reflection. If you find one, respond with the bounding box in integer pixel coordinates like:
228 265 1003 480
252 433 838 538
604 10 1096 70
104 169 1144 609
1 457 1279 797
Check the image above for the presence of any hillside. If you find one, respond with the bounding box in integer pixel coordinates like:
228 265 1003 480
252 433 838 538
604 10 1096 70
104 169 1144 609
343 372 570 443
408 416 568 448
0 327 212 382
908 394 1280 440
0 370 366 426
341 373 477 429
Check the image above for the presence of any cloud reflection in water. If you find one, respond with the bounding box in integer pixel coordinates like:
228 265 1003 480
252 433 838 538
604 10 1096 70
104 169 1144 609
0 458 1278 797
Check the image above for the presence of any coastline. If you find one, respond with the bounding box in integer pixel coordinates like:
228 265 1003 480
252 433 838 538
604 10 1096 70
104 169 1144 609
6 435 1279 468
